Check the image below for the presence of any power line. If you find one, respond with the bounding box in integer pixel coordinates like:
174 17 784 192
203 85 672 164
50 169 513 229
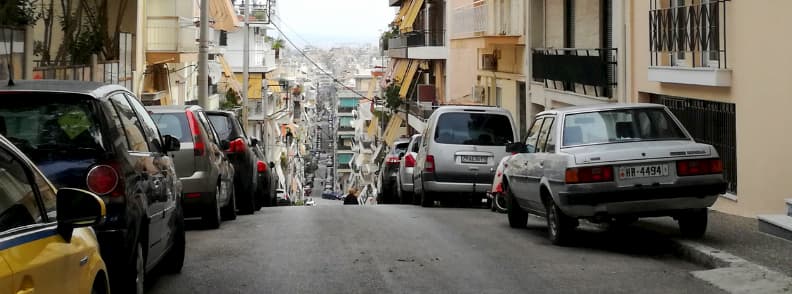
270 14 312 48
270 21 374 102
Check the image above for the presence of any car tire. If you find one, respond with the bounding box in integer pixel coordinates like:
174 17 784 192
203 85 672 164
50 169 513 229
237 182 256 215
163 205 185 274
678 209 708 238
203 187 221 229
221 184 237 221
507 186 528 229
546 199 577 246
494 193 508 214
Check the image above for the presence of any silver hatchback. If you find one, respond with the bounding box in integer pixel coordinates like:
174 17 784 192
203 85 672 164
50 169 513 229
503 103 727 245
413 106 518 207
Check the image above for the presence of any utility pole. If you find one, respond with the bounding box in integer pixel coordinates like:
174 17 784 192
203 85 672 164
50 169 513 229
242 0 250 130
198 0 209 107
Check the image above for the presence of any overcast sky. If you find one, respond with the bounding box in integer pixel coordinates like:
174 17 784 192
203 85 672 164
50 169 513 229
275 0 395 47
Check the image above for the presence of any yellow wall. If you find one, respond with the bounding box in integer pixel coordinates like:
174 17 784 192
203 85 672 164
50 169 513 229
630 0 792 217
448 41 479 102
234 73 263 99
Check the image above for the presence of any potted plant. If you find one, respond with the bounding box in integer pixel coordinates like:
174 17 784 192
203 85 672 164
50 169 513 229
272 38 284 59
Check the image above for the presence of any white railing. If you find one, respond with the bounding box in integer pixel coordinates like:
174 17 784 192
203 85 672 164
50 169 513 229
146 17 198 52
452 0 523 38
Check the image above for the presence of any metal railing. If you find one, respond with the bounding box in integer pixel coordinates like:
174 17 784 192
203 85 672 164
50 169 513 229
649 0 728 68
404 101 435 121
532 48 617 98
389 30 445 49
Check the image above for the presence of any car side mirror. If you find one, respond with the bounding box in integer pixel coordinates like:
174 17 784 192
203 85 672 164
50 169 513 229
163 135 181 152
505 142 527 153
250 137 260 146
56 188 105 242
398 152 405 158
220 139 231 150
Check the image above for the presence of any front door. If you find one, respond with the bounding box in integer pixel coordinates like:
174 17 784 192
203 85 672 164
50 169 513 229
508 117 545 204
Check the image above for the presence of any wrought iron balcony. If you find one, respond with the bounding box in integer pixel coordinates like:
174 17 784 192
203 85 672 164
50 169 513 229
649 0 728 69
532 48 617 98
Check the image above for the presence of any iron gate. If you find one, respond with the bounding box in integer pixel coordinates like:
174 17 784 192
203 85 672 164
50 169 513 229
651 95 737 193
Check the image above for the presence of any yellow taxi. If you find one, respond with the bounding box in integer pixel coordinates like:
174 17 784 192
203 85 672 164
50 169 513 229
0 135 109 294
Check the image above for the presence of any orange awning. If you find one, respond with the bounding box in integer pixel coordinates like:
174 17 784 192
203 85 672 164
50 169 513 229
393 0 413 25
399 61 420 98
210 0 241 32
400 0 425 32
391 59 410 84
383 115 404 147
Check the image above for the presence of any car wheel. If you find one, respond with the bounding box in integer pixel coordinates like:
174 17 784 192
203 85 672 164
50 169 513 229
507 186 528 229
678 209 708 238
420 186 433 207
163 206 185 274
546 199 577 246
203 187 221 229
221 184 237 221
237 181 256 215
494 193 508 214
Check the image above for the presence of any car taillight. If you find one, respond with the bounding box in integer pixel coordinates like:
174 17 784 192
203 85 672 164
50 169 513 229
86 165 119 195
185 110 204 156
228 138 246 154
386 155 400 165
257 160 267 173
425 155 435 173
565 166 614 184
677 159 723 176
404 154 416 167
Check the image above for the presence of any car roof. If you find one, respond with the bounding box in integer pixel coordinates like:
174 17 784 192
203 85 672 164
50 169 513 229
206 110 236 117
0 80 129 100
432 105 509 114
147 105 200 113
537 103 666 116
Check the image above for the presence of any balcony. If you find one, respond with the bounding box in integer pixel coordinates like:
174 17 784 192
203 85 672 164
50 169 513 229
235 3 272 25
388 30 447 60
146 17 198 62
452 0 524 39
532 48 617 98
648 0 730 86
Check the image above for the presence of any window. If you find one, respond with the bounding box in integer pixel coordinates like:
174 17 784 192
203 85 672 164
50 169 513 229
434 113 514 146
411 136 422 152
0 148 46 232
673 0 687 65
126 94 163 152
110 94 149 152
208 115 233 141
151 113 192 143
219 30 228 46
562 108 688 147
196 111 219 144
524 117 545 153
536 117 555 153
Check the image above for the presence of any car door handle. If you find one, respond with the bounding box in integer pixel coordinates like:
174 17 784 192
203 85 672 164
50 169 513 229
17 288 34 294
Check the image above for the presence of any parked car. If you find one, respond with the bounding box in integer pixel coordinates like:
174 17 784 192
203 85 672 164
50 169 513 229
149 105 236 228
206 110 262 214
413 106 517 207
0 134 110 294
487 154 514 214
503 104 727 245
377 138 411 204
397 134 422 205
251 143 276 208
0 80 185 293
275 189 291 206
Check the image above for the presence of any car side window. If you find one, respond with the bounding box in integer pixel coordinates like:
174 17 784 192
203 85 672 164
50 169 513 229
536 117 555 153
524 118 545 153
109 94 149 152
125 94 163 153
544 118 558 153
196 111 219 144
0 148 46 232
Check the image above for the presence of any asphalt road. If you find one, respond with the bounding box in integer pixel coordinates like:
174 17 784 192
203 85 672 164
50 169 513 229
147 203 724 294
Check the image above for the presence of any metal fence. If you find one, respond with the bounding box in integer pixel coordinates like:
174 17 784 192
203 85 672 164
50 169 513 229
651 95 737 193
532 48 617 98
649 0 728 68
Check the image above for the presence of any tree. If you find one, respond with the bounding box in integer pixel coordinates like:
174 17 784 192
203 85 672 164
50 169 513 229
272 38 284 59
0 0 39 27
384 83 402 113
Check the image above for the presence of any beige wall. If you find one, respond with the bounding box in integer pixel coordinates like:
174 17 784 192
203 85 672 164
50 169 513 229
545 0 564 48
448 41 479 102
574 0 600 48
630 0 792 217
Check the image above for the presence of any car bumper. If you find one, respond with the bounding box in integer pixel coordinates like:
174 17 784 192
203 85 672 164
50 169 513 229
180 171 213 194
424 180 492 194
557 182 726 218
183 191 215 218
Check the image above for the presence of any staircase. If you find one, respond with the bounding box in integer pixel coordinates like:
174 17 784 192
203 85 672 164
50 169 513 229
758 199 792 242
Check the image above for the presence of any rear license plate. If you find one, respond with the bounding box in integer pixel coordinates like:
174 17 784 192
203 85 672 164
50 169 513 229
619 164 669 179
460 155 487 164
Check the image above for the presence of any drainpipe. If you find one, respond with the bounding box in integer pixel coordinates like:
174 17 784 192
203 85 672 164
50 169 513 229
424 0 432 45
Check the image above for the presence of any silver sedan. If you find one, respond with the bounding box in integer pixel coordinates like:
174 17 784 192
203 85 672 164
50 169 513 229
503 103 727 245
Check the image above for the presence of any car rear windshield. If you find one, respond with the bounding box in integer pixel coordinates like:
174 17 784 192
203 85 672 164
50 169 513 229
392 142 409 155
207 114 233 141
151 113 192 143
562 108 688 147
434 112 514 146
0 94 104 156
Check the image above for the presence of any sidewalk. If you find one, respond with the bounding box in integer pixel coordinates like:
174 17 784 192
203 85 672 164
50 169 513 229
636 210 792 293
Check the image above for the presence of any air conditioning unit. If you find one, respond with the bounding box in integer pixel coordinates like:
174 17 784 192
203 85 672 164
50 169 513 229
481 53 497 71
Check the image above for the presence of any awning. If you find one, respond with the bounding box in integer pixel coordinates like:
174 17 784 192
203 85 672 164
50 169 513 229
209 0 241 32
367 115 379 138
400 0 425 32
217 55 243 96
391 59 410 84
235 73 263 99
267 79 282 94
393 0 412 25
434 60 445 103
383 115 404 146
399 60 420 98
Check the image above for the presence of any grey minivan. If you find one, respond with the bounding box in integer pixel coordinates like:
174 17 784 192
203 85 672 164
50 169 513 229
149 105 236 229
413 106 518 207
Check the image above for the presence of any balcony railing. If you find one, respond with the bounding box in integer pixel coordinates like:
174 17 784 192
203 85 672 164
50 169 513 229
452 0 523 38
235 3 271 24
532 48 617 98
649 0 728 68
388 30 445 49
146 17 197 52
404 101 435 121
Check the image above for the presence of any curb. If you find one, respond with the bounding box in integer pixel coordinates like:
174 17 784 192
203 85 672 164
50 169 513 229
670 239 792 294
